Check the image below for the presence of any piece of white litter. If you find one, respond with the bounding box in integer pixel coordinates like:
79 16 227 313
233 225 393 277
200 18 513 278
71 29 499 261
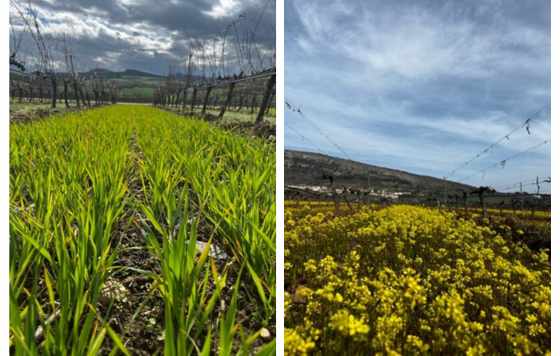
196 240 228 261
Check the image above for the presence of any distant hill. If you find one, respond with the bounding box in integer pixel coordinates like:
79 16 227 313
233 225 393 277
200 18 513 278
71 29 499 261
9 67 198 103
82 68 164 79
285 149 474 194
121 69 164 78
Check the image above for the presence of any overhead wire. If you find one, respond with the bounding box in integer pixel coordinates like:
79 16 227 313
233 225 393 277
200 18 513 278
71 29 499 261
285 99 551 193
285 122 329 156
285 100 353 161
443 104 550 180
458 139 549 183
496 176 551 192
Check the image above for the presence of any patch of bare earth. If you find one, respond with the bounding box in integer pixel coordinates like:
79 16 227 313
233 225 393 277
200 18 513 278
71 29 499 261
99 131 164 355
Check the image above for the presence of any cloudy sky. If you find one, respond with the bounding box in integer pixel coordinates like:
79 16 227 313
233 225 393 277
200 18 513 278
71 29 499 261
10 0 274 75
285 0 550 193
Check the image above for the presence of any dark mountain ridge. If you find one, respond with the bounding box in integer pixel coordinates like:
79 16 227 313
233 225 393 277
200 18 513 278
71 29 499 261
285 149 474 194
82 68 164 78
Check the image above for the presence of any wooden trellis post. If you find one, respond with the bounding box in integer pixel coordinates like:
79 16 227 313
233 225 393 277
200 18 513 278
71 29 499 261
201 86 212 115
480 193 487 219
255 74 275 124
250 94 257 113
218 82 236 119
190 88 198 115
520 182 524 213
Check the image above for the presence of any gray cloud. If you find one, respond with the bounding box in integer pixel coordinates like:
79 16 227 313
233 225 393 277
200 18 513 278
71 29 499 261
11 0 275 74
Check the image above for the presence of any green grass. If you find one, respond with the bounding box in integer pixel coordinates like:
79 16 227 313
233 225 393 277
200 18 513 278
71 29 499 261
164 106 275 126
10 101 52 112
205 109 276 125
10 105 275 355
118 86 155 101
10 100 92 123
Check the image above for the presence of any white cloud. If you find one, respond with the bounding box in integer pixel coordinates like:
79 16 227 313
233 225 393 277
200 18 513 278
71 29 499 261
28 7 175 55
286 0 550 188
204 0 242 19
293 1 549 81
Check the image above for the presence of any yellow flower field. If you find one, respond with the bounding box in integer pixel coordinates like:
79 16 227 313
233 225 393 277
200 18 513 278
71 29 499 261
285 202 550 355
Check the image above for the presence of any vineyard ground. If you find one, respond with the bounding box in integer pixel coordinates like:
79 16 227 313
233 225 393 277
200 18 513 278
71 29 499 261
161 105 276 138
285 199 551 250
284 200 550 354
10 105 276 355
10 101 276 140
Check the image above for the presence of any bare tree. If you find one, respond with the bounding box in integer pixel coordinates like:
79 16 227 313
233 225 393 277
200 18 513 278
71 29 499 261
11 0 59 108
10 16 25 72
62 34 84 108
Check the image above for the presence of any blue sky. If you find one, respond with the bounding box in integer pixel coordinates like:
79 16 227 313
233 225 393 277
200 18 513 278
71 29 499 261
285 0 550 193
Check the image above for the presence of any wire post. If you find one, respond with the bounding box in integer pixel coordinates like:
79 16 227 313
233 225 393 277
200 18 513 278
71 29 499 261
368 170 371 205
444 179 448 209
520 182 525 211
218 82 235 119
256 73 275 124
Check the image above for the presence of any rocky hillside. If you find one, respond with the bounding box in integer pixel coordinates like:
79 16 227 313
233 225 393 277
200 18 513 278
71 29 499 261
285 149 473 194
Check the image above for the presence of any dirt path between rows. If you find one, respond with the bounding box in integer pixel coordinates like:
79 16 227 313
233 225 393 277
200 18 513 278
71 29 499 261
99 130 164 355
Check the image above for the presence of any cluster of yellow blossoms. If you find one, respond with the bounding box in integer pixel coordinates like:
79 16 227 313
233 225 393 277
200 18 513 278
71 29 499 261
285 203 550 355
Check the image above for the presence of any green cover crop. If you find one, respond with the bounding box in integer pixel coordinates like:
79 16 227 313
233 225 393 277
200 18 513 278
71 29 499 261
10 105 275 355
